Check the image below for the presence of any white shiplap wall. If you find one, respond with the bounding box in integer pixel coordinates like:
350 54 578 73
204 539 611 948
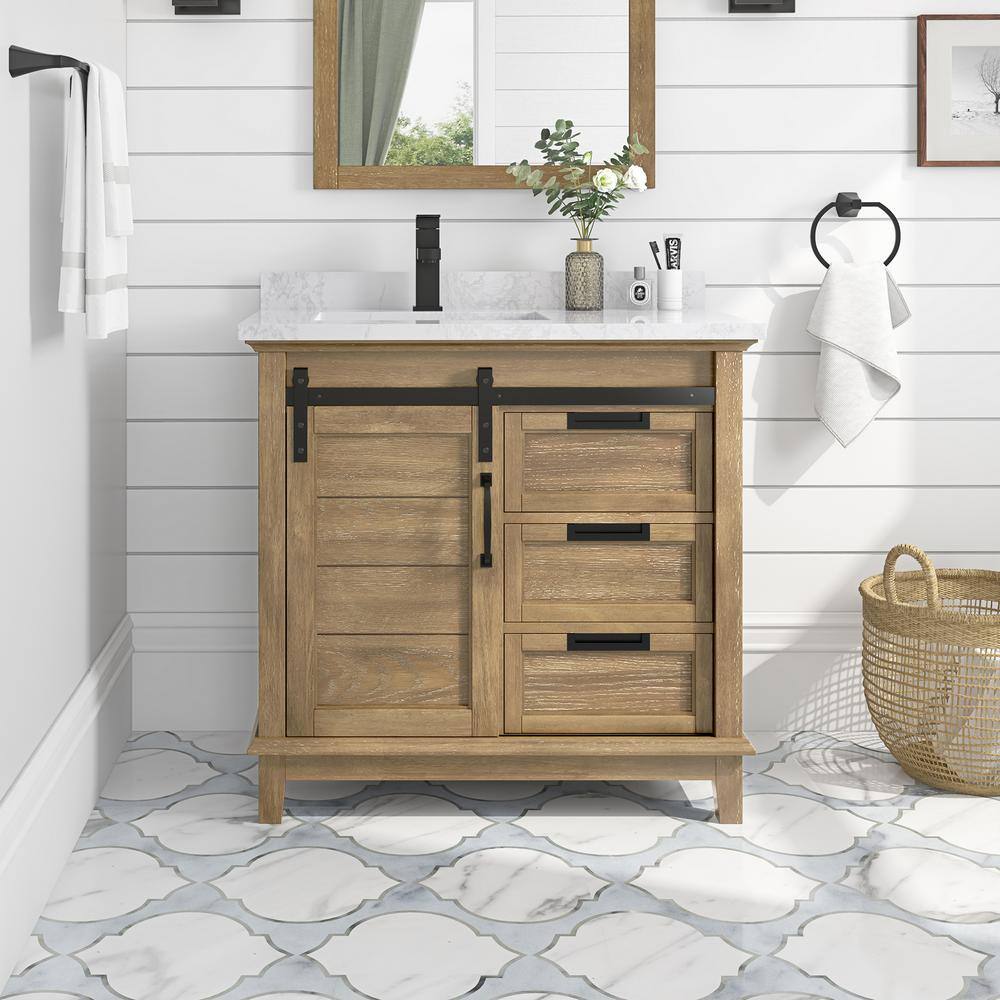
126 0 1000 733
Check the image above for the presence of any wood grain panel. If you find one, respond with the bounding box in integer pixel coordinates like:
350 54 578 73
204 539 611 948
314 707 472 738
313 407 471 435
505 524 712 623
316 499 468 565
316 435 470 498
316 636 469 706
285 754 718 782
506 410 709 512
257 352 286 737
286 406 316 736
315 567 469 633
292 348 711 388
715 353 744 739
506 633 713 735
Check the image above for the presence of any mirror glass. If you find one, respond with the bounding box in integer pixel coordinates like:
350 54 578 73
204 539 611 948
337 0 630 167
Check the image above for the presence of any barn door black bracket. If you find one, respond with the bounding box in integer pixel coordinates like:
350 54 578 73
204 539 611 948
291 368 309 463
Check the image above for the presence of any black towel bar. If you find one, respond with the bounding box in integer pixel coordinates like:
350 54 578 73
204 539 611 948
810 192 901 269
9 45 89 82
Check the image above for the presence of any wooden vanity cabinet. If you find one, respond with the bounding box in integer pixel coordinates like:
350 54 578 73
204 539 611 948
248 342 755 824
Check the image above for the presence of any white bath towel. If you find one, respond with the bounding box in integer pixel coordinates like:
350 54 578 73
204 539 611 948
84 64 133 339
806 262 910 446
58 71 86 314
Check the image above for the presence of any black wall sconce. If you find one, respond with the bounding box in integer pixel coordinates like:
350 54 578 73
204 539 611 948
729 1 795 11
173 0 241 13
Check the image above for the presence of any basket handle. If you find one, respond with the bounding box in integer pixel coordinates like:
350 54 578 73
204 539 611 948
883 544 941 609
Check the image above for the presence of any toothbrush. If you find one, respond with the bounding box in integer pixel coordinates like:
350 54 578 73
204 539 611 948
649 241 663 270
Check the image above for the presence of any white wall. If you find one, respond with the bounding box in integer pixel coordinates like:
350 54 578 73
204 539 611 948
491 3 629 164
0 3 127 799
126 0 1000 733
0 0 128 979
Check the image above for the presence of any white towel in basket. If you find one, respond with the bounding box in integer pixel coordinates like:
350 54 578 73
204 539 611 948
806 262 910 446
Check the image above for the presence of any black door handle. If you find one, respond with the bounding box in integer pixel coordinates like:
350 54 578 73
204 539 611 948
567 411 651 430
567 523 651 542
567 633 651 651
480 472 493 568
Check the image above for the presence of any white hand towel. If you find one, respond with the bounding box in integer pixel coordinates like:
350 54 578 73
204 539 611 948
806 262 910 446
85 64 133 340
58 71 86 314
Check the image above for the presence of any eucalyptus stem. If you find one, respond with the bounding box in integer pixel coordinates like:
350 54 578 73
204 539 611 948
507 120 649 241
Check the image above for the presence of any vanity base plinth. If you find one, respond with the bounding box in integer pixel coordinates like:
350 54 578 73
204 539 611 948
250 736 754 823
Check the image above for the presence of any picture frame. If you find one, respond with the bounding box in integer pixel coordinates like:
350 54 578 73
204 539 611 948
919 14 1000 167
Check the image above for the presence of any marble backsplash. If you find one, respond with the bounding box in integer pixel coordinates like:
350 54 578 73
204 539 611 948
260 270 706 312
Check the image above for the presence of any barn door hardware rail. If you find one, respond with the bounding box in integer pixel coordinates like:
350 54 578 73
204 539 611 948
810 192 902 269
285 367 715 464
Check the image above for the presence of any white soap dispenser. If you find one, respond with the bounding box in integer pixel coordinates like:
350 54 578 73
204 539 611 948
628 266 652 308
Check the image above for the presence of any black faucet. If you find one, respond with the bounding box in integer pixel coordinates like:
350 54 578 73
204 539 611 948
414 214 443 312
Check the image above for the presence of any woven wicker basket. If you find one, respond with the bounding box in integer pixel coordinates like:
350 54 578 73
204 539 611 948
860 544 1000 794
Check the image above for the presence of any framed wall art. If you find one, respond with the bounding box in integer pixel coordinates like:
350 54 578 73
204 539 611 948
920 14 1000 166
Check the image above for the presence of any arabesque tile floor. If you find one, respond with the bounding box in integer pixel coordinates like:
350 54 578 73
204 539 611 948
2 730 999 1000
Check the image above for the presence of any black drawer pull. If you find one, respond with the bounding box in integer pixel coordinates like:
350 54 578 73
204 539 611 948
480 472 493 568
568 633 651 651
567 411 650 430
567 523 651 542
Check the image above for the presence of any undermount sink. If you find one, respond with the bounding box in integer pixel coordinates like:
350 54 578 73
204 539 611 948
311 309 549 323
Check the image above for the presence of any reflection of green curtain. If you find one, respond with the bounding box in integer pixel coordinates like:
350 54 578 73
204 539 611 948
339 0 426 165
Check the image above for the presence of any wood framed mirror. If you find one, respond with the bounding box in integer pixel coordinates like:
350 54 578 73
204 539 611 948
314 0 655 189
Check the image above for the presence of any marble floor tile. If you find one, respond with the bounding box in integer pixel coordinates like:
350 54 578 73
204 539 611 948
542 911 751 1000
132 792 302 855
42 847 188 922
77 912 284 1000
764 747 915 802
840 846 1000 923
4 731 1000 1000
309 912 519 1000
422 847 607 922
631 847 819 922
513 793 683 855
101 748 219 801
212 847 397 921
715 793 876 856
322 793 492 855
775 911 989 1000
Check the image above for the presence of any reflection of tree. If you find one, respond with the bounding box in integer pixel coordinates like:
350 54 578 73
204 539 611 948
385 83 474 165
979 50 1000 114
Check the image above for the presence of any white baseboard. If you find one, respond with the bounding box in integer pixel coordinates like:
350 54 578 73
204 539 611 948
0 615 132 985
130 612 867 734
131 612 863 655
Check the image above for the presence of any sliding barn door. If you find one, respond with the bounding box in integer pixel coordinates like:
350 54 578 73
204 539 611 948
285 405 499 738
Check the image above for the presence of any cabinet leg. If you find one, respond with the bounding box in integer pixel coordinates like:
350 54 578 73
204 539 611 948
714 757 743 824
258 755 286 824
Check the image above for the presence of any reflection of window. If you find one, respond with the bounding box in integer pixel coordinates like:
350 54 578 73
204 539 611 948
386 0 476 166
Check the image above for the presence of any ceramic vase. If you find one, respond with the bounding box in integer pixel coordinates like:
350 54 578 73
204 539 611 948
565 238 604 311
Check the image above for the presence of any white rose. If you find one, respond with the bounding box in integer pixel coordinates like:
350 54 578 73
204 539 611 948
623 164 647 192
593 168 619 194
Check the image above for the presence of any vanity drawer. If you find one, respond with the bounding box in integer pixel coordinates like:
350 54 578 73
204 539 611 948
504 632 714 735
504 523 713 623
504 410 713 512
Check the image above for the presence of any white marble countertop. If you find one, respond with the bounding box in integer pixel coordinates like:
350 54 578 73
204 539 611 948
238 307 762 344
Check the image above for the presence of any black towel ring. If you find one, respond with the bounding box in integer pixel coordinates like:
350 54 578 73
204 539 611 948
810 192 901 269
